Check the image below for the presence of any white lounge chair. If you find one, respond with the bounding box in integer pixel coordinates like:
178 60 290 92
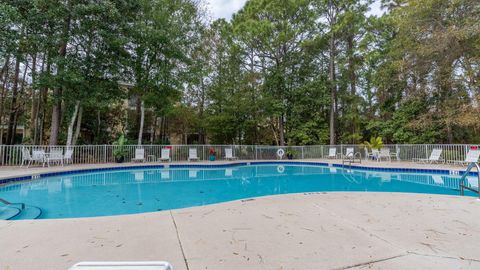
327 148 337 159
364 147 375 160
64 149 74 165
132 148 145 163
414 149 443 164
47 148 64 167
449 149 480 166
31 149 46 167
343 148 354 158
225 148 237 160
377 148 391 162
188 148 199 161
159 148 171 162
391 147 401 161
342 147 361 163
69 261 173 270
21 148 34 167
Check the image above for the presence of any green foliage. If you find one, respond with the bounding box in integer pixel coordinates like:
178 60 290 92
363 137 384 150
112 135 128 158
1 0 479 146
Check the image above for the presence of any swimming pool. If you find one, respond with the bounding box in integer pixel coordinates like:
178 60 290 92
0 163 477 220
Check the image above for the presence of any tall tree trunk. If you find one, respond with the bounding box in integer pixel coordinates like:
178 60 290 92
0 56 9 144
28 54 38 142
347 34 357 143
50 5 71 145
66 100 80 146
329 35 337 145
37 56 50 145
49 87 62 145
6 57 21 145
278 115 285 146
149 117 156 144
96 110 101 142
72 105 82 145
137 99 144 145
327 0 337 145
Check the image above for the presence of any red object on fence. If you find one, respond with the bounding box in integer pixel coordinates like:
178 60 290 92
165 146 172 149
470 146 478 150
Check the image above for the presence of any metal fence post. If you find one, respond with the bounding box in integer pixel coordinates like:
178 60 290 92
104 145 107 163
301 146 304 159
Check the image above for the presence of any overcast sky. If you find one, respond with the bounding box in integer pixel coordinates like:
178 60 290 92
206 0 384 21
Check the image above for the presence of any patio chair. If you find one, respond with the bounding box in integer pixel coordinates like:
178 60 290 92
377 148 391 162
413 149 443 164
159 148 171 162
449 149 480 166
32 149 47 167
132 148 145 163
69 261 173 270
342 147 361 164
63 149 74 165
225 148 237 160
188 148 199 161
364 147 375 160
327 148 337 159
343 148 354 158
21 148 34 167
47 148 64 167
391 147 401 161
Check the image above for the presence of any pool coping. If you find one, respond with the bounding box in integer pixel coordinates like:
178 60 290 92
0 160 476 186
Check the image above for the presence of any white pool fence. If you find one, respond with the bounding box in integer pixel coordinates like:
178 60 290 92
0 144 479 166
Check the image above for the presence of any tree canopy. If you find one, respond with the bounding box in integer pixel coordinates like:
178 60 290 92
0 0 479 145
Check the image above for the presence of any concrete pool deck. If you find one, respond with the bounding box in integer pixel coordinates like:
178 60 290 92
1 160 479 269
1 192 480 270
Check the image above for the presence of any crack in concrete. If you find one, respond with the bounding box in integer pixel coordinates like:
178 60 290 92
169 211 190 270
331 253 410 270
407 251 480 263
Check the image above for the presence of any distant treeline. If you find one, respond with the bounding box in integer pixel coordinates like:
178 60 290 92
0 0 479 146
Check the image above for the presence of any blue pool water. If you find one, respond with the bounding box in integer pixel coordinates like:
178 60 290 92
0 164 476 219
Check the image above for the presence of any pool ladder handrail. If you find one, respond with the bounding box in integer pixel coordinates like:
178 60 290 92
0 197 25 210
459 162 480 199
342 152 362 166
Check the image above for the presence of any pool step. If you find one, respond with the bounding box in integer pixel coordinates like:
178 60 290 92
0 202 42 220
0 205 21 220
10 205 42 220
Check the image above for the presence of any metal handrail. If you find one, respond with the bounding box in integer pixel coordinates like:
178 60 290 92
459 162 480 199
0 198 11 205
0 198 25 210
342 152 362 166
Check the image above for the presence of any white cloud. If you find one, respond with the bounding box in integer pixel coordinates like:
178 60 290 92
206 0 248 20
205 0 385 21
367 0 385 17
